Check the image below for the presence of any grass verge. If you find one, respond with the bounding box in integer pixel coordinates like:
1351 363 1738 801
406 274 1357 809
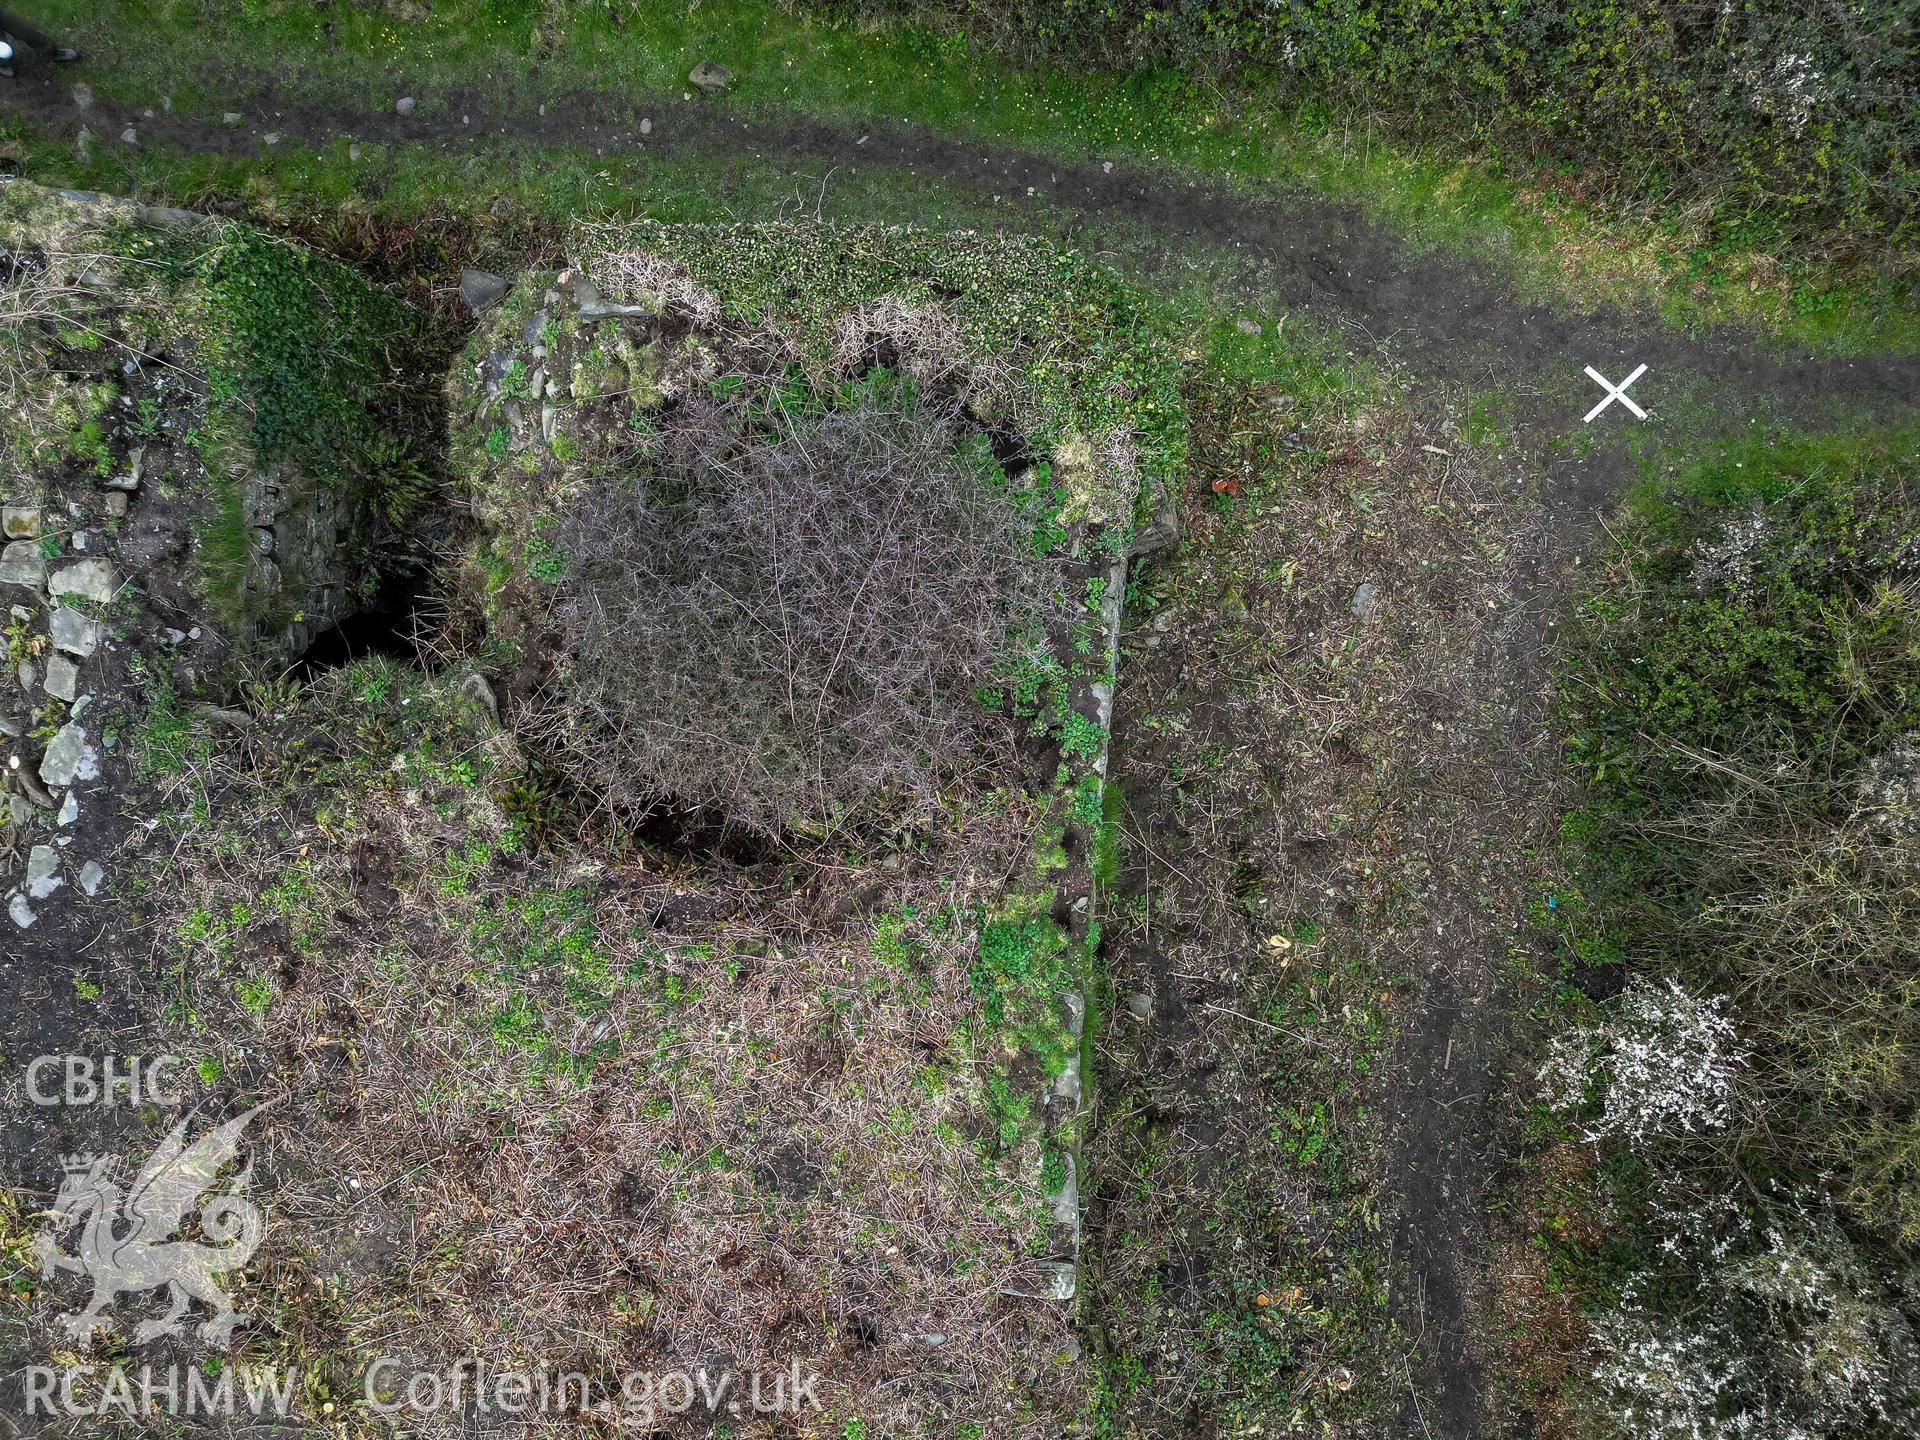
14 0 1919 355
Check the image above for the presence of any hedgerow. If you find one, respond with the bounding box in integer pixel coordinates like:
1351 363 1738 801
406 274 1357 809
822 0 1919 244
1568 472 1920 822
1549 454 1920 1435
1563 461 1920 1239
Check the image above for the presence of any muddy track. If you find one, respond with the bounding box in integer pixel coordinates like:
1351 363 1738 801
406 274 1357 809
9 65 1920 440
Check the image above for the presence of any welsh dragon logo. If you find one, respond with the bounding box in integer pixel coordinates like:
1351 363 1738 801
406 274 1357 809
31 1103 271 1346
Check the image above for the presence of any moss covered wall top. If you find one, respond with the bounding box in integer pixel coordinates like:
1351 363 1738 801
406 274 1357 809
0 180 419 667
575 221 1190 541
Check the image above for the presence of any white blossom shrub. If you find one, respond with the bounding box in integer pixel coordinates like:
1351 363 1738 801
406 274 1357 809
1642 1167 1749 1265
1738 48 1827 139
1592 1202 1920 1440
1688 502 1775 597
1731 1215 1919 1432
1856 735 1920 837
1589 1310 1751 1440
1539 977 1743 1147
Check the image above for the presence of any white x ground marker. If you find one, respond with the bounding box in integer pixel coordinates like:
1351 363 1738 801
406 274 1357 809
1583 363 1648 423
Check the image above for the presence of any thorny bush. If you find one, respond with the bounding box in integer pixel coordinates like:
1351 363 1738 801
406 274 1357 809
1563 465 1920 1244
1550 461 1920 1436
1587 1196 1920 1440
1538 976 1743 1149
545 367 1054 835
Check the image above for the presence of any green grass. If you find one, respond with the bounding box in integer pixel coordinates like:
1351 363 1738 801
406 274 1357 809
17 0 1918 355
1626 411 1920 521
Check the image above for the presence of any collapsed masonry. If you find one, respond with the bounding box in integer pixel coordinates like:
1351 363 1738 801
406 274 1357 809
450 225 1179 1307
0 180 414 928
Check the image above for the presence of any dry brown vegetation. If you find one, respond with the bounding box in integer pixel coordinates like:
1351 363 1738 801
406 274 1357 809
87 662 1081 1437
548 368 1052 836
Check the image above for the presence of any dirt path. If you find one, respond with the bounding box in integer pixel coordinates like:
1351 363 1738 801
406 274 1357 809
1087 361 1574 1436
10 65 1920 435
